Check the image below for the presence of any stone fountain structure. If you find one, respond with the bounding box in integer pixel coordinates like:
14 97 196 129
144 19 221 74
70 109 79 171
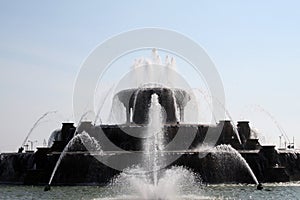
0 86 300 186
116 87 190 124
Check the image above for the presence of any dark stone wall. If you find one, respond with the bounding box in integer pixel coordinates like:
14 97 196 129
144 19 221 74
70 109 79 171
50 154 118 185
94 124 209 151
278 152 300 181
1 123 300 185
1 149 300 185
174 153 254 184
241 147 291 183
0 153 35 184
237 121 251 144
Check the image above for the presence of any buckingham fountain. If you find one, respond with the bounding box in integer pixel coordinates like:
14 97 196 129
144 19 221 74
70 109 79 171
1 50 300 198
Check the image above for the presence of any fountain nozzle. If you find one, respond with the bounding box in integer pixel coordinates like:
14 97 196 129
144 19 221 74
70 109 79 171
44 184 51 191
257 183 263 190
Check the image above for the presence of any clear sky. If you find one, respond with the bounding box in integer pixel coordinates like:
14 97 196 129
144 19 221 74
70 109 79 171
1 1 300 151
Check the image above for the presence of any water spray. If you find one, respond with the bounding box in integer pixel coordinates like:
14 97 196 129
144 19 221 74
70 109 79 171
19 111 57 153
44 111 94 191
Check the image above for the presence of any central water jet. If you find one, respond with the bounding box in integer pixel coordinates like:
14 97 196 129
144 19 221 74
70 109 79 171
143 93 165 186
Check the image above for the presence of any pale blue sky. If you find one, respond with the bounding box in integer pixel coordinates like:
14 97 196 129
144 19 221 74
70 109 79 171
1 1 300 151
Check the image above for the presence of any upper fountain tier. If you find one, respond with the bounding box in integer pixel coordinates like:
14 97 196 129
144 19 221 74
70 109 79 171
116 86 190 125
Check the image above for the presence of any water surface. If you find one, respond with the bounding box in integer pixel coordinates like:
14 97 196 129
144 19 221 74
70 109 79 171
1 183 300 200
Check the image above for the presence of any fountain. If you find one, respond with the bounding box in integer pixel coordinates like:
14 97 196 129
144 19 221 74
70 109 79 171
5 49 300 194
43 51 266 193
